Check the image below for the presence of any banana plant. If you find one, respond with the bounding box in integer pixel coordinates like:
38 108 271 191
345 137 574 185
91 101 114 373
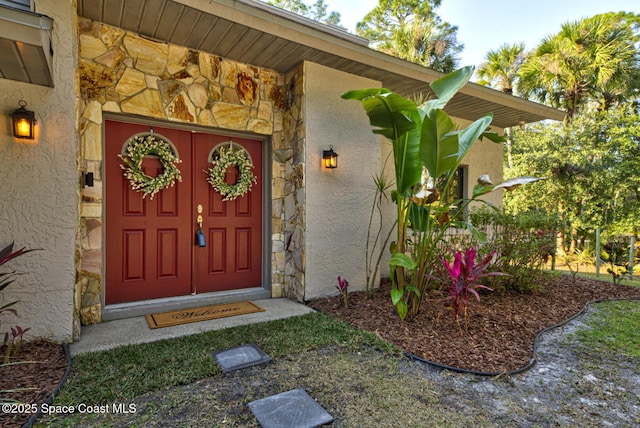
343 66 540 320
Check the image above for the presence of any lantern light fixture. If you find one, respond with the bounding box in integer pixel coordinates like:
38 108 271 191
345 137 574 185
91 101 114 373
322 145 338 169
11 100 36 139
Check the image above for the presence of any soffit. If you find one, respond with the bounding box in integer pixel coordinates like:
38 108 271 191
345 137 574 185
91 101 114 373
76 0 566 128
0 5 54 87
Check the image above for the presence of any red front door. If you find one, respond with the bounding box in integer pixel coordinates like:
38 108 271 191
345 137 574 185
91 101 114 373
192 133 263 293
104 121 263 304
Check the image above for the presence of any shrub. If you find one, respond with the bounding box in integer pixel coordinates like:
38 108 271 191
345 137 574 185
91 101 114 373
601 239 630 285
469 208 559 292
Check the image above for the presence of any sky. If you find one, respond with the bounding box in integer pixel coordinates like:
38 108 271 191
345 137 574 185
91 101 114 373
321 0 639 68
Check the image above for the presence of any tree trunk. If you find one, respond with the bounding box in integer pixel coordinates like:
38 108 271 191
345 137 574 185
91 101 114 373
505 127 514 169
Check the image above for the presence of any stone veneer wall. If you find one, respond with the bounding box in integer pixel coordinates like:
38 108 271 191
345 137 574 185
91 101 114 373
75 17 304 330
281 64 306 302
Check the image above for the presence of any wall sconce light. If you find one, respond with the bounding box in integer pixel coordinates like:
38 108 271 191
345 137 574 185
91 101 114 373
11 100 36 139
323 145 338 169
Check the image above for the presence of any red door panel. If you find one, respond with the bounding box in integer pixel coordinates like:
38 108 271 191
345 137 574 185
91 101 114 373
193 134 262 293
105 121 192 304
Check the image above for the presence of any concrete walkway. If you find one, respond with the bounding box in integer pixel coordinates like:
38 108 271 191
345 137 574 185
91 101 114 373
70 298 314 357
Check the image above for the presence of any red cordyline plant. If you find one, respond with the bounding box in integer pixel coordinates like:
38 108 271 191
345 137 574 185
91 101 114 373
0 243 36 322
336 276 349 307
1 243 37 340
435 248 506 331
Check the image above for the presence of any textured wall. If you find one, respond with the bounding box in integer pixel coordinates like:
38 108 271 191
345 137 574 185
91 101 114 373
0 1 78 341
456 118 505 209
303 62 382 300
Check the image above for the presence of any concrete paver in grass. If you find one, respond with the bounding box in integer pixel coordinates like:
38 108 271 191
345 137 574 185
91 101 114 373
212 343 272 372
248 388 334 428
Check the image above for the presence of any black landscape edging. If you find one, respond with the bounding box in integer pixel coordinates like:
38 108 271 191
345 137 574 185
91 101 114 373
23 342 72 428
406 297 640 376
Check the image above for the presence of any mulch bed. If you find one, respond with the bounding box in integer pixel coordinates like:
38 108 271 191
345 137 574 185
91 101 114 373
0 340 68 428
308 274 640 373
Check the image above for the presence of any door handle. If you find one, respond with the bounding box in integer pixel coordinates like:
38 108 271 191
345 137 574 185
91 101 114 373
195 205 206 247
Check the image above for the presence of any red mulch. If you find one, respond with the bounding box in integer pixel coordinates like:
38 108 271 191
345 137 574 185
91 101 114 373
0 340 68 428
308 274 640 373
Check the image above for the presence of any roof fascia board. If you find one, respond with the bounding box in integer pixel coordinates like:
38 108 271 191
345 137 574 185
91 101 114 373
174 0 368 46
174 0 444 80
459 82 566 122
171 0 566 124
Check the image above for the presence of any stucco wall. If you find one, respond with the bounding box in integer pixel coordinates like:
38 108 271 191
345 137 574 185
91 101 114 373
303 62 382 300
457 118 505 209
0 1 78 341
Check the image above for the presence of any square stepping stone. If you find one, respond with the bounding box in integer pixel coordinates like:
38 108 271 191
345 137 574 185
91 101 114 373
248 388 334 428
212 343 271 372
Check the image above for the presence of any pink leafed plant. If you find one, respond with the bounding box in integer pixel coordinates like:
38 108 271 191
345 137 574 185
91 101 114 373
336 276 349 307
437 248 506 331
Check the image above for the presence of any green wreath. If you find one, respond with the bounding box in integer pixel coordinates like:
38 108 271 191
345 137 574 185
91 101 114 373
206 144 257 201
119 134 183 200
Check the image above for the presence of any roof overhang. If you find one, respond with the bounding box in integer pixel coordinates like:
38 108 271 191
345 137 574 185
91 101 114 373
77 0 566 127
0 5 54 87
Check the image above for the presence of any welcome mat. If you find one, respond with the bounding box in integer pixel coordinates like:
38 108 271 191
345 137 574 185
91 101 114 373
145 301 265 329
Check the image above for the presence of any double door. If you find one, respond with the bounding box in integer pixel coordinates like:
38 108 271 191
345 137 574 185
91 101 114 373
104 120 262 304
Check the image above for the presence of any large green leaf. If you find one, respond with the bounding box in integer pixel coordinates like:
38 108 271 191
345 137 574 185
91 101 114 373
389 252 416 270
342 89 417 140
420 109 458 178
408 202 432 232
422 66 474 113
390 286 404 305
394 108 423 195
479 130 506 143
456 114 493 162
396 300 408 320
343 89 421 195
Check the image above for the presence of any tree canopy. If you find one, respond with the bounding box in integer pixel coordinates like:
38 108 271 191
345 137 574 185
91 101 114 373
267 0 341 26
476 43 526 94
505 104 640 243
518 12 640 120
356 0 463 73
484 13 640 246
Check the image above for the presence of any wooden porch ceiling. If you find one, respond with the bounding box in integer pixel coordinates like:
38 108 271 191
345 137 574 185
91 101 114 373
77 0 566 128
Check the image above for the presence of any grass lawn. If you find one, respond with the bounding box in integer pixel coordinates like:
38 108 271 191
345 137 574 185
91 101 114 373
571 300 640 358
551 266 640 288
38 313 487 427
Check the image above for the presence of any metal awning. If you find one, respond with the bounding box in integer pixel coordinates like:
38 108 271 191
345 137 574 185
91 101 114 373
77 0 566 127
0 4 54 87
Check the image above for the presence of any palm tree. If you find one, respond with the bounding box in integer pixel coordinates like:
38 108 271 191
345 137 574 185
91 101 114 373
518 13 639 121
476 43 526 168
476 43 526 94
357 0 463 73
378 15 462 72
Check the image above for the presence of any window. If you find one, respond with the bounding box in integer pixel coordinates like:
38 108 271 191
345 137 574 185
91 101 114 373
421 165 467 218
